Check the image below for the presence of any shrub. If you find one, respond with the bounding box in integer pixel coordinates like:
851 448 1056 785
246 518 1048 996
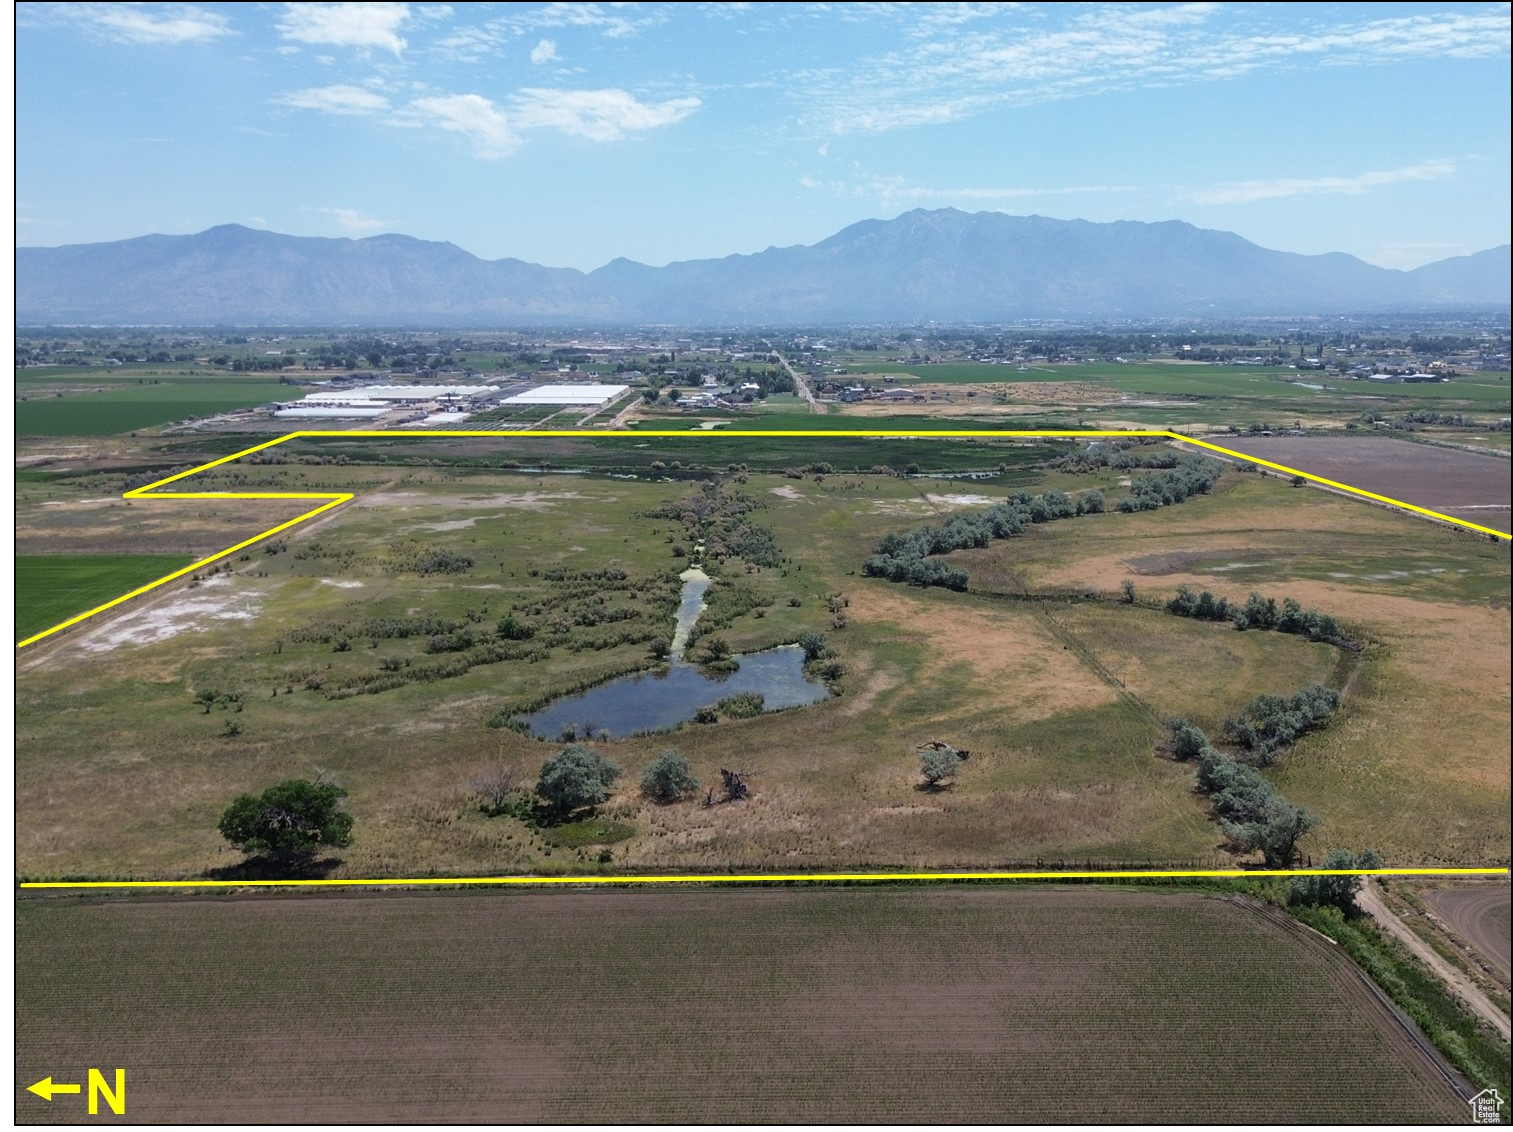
641 749 699 801
536 745 621 816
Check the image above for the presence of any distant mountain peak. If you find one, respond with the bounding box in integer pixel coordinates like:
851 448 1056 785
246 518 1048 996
16 211 1509 325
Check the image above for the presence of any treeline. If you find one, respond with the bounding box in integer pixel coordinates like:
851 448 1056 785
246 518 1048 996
1224 686 1339 764
1054 440 1185 473
863 490 1094 589
1166 587 1346 643
1169 719 1319 866
1358 409 1511 432
1116 457 1224 512
864 456 1222 590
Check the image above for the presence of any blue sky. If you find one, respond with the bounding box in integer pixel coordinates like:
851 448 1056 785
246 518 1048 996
14 2 1511 270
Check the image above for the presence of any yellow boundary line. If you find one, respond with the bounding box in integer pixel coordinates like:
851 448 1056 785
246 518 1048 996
17 427 1508 651
17 868 1508 890
15 428 1510 889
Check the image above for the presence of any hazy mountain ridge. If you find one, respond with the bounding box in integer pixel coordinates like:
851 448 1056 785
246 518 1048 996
16 210 1510 324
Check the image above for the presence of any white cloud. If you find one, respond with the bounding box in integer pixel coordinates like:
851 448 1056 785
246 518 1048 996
305 206 393 232
1191 160 1456 206
512 88 701 141
64 3 233 45
399 94 521 158
277 2 411 55
275 84 392 116
531 38 560 64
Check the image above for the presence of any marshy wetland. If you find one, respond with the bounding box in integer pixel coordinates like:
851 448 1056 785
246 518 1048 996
15 434 1510 879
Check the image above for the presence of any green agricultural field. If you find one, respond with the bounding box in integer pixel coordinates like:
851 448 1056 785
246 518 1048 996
16 380 289 436
14 886 1471 1123
14 436 1508 880
823 361 1511 430
16 554 193 642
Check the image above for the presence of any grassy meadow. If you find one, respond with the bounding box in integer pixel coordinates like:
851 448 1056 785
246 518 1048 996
14 436 1509 878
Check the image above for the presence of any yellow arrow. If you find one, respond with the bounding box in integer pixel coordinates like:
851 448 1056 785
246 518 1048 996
27 1077 82 1101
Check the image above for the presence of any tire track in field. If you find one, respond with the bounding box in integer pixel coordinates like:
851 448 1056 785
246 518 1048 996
1358 881 1512 1042
1422 885 1512 984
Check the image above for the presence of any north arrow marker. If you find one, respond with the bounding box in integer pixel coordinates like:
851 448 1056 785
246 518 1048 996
27 1077 82 1101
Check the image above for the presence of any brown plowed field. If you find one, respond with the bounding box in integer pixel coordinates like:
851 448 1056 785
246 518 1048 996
16 887 1467 1124
1423 884 1513 983
1208 435 1511 532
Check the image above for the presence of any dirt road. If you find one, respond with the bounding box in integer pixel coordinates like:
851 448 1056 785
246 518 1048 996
1358 881 1511 1041
1422 885 1512 984
770 348 821 413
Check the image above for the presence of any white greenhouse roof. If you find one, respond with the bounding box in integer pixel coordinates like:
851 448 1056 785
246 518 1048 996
274 406 390 418
502 383 629 406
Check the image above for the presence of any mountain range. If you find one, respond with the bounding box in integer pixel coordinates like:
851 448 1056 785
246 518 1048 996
16 209 1510 325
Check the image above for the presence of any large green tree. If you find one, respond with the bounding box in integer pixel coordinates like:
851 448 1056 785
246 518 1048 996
219 779 353 863
537 744 621 816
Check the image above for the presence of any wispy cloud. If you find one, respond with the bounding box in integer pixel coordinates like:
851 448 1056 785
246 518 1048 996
433 2 668 59
800 172 1140 207
275 84 392 115
277 2 412 55
304 206 395 232
513 88 700 141
788 5 1510 135
43 3 234 45
1191 160 1456 206
397 94 521 158
530 38 560 64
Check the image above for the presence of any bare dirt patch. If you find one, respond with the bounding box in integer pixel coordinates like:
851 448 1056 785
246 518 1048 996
1209 435 1512 533
72 576 263 653
359 491 587 510
1421 884 1513 984
15 887 1468 1123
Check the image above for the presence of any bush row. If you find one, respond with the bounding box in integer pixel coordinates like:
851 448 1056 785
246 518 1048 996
1167 587 1345 642
1170 720 1318 866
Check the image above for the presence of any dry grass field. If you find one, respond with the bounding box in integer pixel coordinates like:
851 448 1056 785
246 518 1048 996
957 473 1510 865
14 886 1470 1124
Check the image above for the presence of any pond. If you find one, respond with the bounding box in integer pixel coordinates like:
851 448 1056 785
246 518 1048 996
517 645 831 741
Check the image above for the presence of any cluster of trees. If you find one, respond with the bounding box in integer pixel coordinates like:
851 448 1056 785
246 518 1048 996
1116 456 1224 512
1055 441 1185 473
1171 722 1318 866
1224 685 1339 765
1288 848 1383 915
1166 587 1343 642
642 483 783 568
1357 409 1509 433
862 489 1103 590
476 744 701 817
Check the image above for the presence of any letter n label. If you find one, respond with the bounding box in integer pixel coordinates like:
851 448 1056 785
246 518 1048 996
88 1068 126 1115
